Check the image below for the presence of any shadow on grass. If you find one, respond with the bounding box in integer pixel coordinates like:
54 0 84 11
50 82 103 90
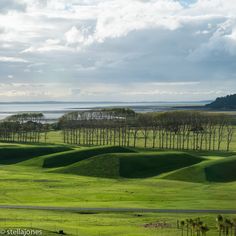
0 146 72 164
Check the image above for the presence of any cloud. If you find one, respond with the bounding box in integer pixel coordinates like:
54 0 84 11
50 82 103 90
8 75 14 79
65 26 94 46
0 0 235 101
92 0 182 42
188 19 236 61
22 45 72 53
0 56 28 63
68 80 231 101
0 83 71 99
0 0 26 13
61 0 183 47
21 38 74 53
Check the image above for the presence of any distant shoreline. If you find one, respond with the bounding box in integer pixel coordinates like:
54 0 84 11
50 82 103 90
173 105 236 112
0 100 212 104
171 105 206 109
0 101 235 121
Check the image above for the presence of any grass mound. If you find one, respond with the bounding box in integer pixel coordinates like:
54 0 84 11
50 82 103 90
205 156 236 182
42 146 135 168
54 154 120 178
0 146 71 165
54 152 204 178
162 162 208 183
119 152 204 178
164 156 236 183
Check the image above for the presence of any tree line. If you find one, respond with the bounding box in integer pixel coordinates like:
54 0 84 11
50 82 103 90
177 215 236 236
59 109 234 151
0 113 49 143
0 109 234 150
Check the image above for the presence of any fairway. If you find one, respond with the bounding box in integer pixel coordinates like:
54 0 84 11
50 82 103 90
1 209 235 236
0 144 236 235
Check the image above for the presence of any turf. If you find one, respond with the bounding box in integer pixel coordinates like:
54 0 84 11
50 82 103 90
0 144 236 236
205 156 236 182
54 152 204 178
53 154 120 178
0 145 234 211
17 146 135 169
0 209 228 236
163 155 236 183
119 152 204 178
43 146 135 168
0 145 72 165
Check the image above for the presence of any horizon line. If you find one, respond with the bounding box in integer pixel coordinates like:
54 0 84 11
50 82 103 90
0 100 212 104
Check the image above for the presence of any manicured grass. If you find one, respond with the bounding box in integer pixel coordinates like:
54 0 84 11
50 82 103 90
55 152 204 178
54 154 121 178
43 146 135 168
119 152 204 178
0 144 236 235
205 156 236 182
0 145 72 164
0 145 234 210
0 209 233 236
19 146 135 168
163 155 236 183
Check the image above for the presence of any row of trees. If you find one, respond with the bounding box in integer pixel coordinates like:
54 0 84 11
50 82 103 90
0 113 49 143
177 215 236 236
177 218 209 236
0 109 234 151
60 109 234 151
216 215 236 236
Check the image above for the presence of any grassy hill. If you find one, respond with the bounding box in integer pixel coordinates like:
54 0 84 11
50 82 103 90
43 146 135 168
206 93 236 109
0 143 236 236
2 144 236 183
19 146 135 168
163 155 236 183
53 152 205 178
0 145 72 164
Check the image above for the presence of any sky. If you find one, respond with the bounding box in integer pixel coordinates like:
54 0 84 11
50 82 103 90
0 0 236 102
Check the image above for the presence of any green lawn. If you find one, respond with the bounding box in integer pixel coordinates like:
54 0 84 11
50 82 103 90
0 144 235 235
0 209 233 236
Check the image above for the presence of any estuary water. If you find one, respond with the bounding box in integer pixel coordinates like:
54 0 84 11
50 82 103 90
0 101 208 121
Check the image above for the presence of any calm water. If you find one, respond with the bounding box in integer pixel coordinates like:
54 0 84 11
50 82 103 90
0 101 207 121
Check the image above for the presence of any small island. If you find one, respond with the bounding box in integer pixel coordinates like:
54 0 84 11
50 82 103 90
206 94 236 110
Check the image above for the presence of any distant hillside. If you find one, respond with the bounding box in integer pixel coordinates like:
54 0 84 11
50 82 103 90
206 94 236 109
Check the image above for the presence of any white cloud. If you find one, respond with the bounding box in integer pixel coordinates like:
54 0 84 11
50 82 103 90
92 0 182 43
65 26 94 46
0 0 236 101
7 75 14 79
69 80 231 101
0 82 71 99
0 56 28 63
151 81 200 86
188 19 236 60
22 45 73 53
21 38 73 53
